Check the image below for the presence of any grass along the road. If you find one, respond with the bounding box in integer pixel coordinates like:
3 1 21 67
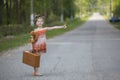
110 22 120 30
0 34 30 55
0 17 88 54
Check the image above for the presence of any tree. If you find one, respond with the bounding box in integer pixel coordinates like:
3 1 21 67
113 0 120 17
1 0 102 25
0 0 4 25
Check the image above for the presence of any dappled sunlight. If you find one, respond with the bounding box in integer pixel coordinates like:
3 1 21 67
89 13 106 21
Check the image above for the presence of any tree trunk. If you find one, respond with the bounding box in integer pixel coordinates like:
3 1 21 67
6 0 10 25
18 0 21 24
0 0 4 25
60 1 64 22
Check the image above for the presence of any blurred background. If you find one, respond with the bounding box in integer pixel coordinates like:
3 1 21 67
0 0 120 52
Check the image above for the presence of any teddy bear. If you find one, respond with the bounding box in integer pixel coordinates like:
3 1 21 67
30 31 38 44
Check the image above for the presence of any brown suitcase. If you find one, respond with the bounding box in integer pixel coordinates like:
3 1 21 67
22 51 40 67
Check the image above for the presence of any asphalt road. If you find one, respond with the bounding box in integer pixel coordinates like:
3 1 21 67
0 13 120 80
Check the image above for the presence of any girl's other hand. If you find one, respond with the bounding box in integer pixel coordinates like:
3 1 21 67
63 24 67 29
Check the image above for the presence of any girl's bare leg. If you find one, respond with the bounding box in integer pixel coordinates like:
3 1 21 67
33 53 43 76
33 67 38 76
33 67 43 76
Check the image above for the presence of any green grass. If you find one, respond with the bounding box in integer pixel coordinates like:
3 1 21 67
0 17 88 54
111 22 120 30
0 34 30 53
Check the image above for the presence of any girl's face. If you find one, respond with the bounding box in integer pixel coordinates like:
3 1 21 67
36 18 44 27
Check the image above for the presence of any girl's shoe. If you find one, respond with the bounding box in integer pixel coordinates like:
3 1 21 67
33 72 43 76
37 73 43 76
33 71 37 76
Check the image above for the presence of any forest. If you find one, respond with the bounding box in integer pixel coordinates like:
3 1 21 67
0 0 120 37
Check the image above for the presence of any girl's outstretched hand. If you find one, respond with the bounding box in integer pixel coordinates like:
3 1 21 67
63 24 67 29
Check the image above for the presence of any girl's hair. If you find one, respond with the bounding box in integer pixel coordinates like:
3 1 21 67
34 15 44 24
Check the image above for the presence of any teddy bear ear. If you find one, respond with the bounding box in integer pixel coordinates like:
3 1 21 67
34 14 40 19
30 31 34 35
41 16 45 19
34 14 45 19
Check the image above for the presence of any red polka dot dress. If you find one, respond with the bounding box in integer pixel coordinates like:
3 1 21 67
32 29 46 53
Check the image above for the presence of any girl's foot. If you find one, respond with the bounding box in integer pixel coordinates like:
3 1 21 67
33 72 43 76
33 71 37 76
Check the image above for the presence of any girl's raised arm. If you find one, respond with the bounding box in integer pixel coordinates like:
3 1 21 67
44 24 67 30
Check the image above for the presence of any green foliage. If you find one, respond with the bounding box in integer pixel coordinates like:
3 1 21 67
46 12 59 23
113 0 120 17
110 22 120 30
0 0 82 26
0 25 33 37
97 0 120 17
0 34 30 53
0 33 3 38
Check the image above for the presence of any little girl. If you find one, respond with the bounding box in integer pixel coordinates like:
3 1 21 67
30 15 67 76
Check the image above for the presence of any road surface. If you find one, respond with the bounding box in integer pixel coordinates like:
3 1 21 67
0 13 120 80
